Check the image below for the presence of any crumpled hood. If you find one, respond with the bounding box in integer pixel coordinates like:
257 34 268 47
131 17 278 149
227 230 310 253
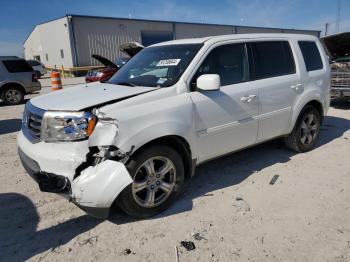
30 82 157 111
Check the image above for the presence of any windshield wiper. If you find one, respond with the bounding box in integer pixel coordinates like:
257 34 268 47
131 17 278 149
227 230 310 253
115 81 136 87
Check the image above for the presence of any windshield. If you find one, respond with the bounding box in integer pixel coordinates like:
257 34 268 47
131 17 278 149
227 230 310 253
108 44 203 87
115 57 130 68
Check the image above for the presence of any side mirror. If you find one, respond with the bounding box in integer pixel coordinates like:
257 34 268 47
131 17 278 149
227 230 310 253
196 74 221 91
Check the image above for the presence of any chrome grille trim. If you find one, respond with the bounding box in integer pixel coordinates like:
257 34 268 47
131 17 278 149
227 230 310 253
331 70 350 89
22 102 45 143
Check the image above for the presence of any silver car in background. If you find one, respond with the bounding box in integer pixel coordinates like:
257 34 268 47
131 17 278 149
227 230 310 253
0 56 41 105
27 60 47 78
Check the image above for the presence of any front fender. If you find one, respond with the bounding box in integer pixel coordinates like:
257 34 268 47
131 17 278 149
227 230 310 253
117 121 195 156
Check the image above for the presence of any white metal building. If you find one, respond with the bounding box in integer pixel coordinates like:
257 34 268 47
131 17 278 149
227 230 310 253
24 14 321 68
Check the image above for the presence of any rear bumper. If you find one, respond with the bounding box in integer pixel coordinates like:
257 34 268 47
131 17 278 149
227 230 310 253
25 82 41 93
85 76 101 83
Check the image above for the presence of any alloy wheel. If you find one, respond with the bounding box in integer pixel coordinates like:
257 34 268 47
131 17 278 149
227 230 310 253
5 89 21 104
132 156 176 208
300 113 319 145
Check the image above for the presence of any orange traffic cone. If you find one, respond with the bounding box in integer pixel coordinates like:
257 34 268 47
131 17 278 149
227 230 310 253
51 71 62 91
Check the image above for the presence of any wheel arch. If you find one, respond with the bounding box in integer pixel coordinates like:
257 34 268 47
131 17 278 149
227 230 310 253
291 99 324 133
285 99 324 152
305 100 324 122
128 135 195 179
0 82 26 95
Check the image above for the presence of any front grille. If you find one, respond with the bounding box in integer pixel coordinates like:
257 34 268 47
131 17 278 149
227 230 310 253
22 102 45 143
331 70 350 89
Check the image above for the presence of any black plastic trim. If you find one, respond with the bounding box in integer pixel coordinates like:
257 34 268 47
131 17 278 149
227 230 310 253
74 204 109 219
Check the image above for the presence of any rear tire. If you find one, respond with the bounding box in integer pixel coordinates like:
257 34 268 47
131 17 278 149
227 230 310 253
284 105 321 152
1 86 24 105
117 144 185 218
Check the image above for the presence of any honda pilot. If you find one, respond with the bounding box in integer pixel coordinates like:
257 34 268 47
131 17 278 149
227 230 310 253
18 34 330 218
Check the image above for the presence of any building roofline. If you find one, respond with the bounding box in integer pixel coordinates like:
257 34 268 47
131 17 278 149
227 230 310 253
23 14 321 44
68 14 321 33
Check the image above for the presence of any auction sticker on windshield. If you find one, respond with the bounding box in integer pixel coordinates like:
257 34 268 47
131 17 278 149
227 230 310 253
157 59 181 67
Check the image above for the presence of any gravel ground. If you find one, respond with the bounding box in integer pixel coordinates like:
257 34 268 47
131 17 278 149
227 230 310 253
1 80 350 262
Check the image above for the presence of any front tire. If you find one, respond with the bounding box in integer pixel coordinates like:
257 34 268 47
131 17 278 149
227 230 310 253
117 144 185 218
284 105 321 152
1 86 24 105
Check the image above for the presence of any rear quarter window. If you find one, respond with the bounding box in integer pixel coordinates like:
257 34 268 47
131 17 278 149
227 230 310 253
2 60 33 73
250 41 296 79
298 41 323 71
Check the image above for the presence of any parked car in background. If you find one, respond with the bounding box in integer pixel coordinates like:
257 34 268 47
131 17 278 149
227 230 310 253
321 32 350 98
18 34 329 219
0 56 41 105
85 42 143 83
85 55 130 83
27 60 47 78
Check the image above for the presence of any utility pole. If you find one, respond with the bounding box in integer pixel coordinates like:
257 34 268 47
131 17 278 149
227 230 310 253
336 0 341 33
324 22 329 36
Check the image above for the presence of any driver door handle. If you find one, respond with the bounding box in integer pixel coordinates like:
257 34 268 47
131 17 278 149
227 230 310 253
240 94 257 103
291 84 303 91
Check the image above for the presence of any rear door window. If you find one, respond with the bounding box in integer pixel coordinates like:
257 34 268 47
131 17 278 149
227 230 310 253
2 60 33 73
298 41 323 71
250 41 296 79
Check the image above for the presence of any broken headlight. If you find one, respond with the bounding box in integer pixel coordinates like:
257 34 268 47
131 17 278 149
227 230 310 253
41 111 97 142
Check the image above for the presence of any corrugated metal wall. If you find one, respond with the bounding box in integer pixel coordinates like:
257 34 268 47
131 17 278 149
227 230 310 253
72 16 320 67
30 15 318 67
86 33 136 65
174 23 234 39
73 17 173 66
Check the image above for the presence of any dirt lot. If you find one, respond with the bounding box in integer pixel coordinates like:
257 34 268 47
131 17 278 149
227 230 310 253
1 81 350 262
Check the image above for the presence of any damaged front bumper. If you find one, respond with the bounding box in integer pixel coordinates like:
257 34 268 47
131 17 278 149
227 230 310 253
17 130 133 218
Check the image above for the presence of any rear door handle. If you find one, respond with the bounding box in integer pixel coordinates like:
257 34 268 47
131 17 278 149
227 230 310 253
240 94 257 103
291 84 303 91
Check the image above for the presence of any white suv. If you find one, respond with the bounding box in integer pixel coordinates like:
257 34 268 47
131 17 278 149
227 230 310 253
18 34 330 218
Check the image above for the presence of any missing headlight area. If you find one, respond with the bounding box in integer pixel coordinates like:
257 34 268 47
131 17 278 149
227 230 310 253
73 108 124 179
93 145 135 164
88 108 119 147
74 145 135 179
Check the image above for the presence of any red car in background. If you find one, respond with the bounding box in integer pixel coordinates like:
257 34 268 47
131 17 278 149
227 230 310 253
85 42 143 83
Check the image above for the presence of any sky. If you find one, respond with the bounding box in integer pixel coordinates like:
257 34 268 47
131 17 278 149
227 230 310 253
0 0 349 56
